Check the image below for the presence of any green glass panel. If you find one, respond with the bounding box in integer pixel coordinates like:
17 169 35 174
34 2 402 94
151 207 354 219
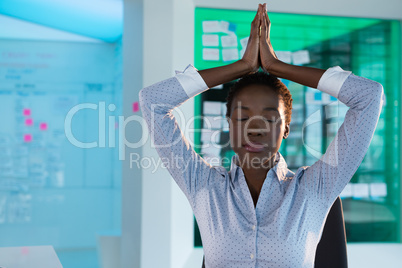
193 7 401 247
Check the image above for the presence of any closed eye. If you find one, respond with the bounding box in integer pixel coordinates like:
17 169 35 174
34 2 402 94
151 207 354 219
236 118 276 122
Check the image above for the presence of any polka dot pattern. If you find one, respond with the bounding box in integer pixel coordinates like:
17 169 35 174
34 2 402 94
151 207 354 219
139 71 384 268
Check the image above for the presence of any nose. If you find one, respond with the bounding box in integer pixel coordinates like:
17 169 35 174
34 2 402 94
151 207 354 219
246 117 269 136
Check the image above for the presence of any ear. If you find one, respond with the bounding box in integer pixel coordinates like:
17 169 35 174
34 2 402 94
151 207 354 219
283 123 290 139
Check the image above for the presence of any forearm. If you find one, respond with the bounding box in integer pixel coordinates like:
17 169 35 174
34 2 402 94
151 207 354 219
267 60 326 89
198 60 252 88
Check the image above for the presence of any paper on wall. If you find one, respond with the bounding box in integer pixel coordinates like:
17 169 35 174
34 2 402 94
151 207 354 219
201 129 221 143
202 21 221 33
202 34 220 47
202 48 220 61
221 102 227 117
240 37 249 48
201 145 221 157
203 116 224 129
340 183 353 198
275 51 292 64
220 21 230 33
239 47 246 58
370 182 387 197
202 20 231 33
352 183 369 198
222 120 229 131
292 50 310 65
203 101 222 115
222 48 239 62
305 91 321 105
221 34 238 47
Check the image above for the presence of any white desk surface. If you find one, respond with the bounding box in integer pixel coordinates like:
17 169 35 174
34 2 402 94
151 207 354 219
0 245 62 268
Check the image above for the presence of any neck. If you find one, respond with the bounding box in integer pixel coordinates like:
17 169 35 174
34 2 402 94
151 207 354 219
239 153 277 181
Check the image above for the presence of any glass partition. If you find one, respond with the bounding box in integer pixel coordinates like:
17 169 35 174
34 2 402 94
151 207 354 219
193 7 401 246
0 38 122 267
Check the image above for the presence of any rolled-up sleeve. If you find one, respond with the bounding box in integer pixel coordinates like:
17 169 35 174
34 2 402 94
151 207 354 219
139 64 213 207
300 66 385 207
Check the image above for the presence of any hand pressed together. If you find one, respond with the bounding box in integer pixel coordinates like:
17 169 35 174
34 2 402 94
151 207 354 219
240 3 280 74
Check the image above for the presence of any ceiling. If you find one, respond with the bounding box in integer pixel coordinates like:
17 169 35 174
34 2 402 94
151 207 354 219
0 0 123 42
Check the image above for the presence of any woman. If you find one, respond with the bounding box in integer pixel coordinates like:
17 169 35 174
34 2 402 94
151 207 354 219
139 3 384 267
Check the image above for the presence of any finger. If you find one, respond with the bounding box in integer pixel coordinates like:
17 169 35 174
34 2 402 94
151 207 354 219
264 4 271 24
264 11 271 39
260 7 267 40
251 5 261 37
252 4 261 23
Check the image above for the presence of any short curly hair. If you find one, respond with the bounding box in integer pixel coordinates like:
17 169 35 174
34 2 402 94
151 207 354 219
226 71 293 125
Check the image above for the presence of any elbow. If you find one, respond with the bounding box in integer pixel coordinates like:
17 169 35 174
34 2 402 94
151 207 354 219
138 87 149 110
373 82 385 109
138 87 152 117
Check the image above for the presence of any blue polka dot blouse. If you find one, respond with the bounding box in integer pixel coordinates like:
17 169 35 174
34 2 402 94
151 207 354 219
139 64 385 268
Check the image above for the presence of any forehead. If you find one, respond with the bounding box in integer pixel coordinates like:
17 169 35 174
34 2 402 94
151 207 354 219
232 84 285 111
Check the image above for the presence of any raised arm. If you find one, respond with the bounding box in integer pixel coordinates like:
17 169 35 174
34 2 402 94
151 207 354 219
259 3 326 87
139 5 263 207
259 3 385 206
306 68 384 206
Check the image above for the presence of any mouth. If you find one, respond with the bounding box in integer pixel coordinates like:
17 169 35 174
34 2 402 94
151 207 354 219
243 141 265 153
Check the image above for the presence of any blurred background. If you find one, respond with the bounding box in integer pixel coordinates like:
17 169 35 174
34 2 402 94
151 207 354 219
0 0 401 267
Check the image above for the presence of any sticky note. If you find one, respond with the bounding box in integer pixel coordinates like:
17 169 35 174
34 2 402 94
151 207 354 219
203 101 222 115
370 182 387 197
203 116 224 129
239 47 246 58
39 122 47 131
202 48 220 61
23 108 31 116
292 50 310 65
222 120 229 132
202 34 219 47
133 102 140 112
25 118 33 126
220 21 230 33
221 102 227 117
201 129 221 143
201 145 221 157
352 183 369 198
275 51 292 64
340 183 353 198
221 34 238 47
21 246 29 255
202 20 221 33
222 48 239 62
228 22 237 32
240 37 249 48
305 91 321 105
23 134 32 142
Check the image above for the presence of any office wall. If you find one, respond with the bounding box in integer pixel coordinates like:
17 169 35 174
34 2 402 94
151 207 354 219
122 0 402 267
122 0 196 268
195 0 402 20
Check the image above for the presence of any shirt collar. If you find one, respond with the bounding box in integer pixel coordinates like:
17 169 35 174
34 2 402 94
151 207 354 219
230 151 289 183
